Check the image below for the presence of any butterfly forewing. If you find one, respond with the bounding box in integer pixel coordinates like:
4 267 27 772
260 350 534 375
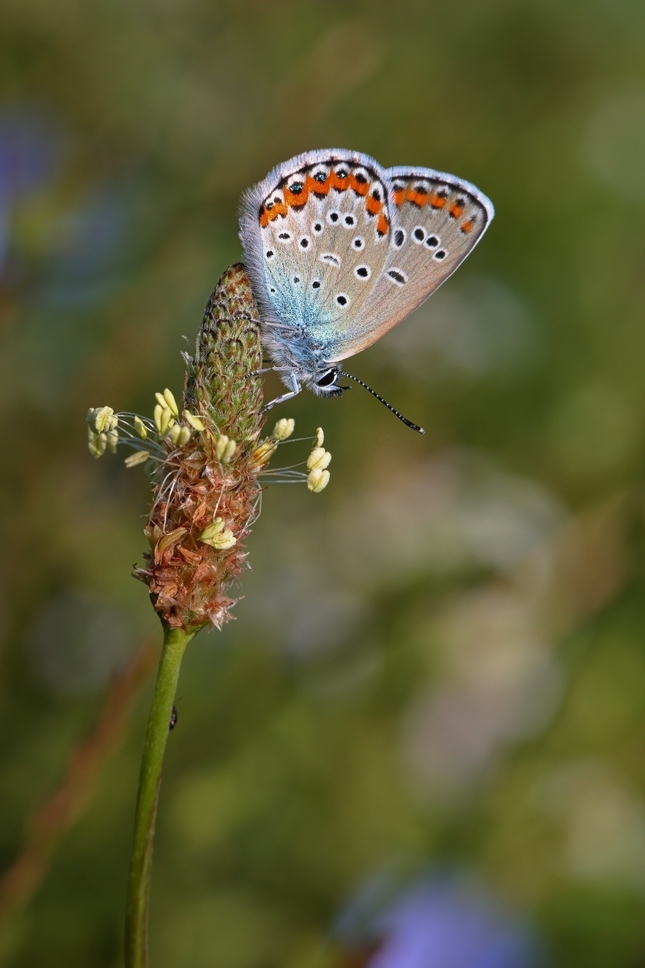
327 167 494 361
240 150 391 348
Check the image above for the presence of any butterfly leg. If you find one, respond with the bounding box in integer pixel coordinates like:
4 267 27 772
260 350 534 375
261 371 301 412
251 366 293 376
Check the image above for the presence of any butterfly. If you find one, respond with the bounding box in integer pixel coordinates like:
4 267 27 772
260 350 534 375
239 149 494 431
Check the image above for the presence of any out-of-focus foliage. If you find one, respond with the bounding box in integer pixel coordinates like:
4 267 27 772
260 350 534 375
1 0 645 965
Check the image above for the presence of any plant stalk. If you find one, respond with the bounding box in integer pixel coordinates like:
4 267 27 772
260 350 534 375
125 625 195 968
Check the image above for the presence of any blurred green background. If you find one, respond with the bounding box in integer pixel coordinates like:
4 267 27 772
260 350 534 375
2 0 645 965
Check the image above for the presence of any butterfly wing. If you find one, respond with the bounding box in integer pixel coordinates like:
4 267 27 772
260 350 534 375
324 166 494 362
239 149 392 354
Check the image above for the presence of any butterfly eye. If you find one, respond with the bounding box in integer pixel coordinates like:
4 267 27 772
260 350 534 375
316 367 339 388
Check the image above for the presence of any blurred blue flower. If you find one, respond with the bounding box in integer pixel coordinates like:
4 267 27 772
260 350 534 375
335 872 543 968
0 103 133 310
39 184 133 308
0 106 61 272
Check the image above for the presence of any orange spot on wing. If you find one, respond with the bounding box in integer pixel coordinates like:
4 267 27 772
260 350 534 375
284 183 309 207
307 174 330 196
407 189 428 207
393 188 406 206
376 212 389 236
330 169 350 191
349 174 369 196
460 219 474 234
430 194 446 209
365 195 382 216
268 202 288 221
259 207 269 228
448 202 465 219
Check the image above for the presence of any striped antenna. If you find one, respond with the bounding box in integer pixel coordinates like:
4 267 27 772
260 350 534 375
339 371 425 434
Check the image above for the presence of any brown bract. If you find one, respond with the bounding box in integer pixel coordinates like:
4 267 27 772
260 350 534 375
134 264 268 632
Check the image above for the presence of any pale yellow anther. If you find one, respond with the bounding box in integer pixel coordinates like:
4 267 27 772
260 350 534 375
222 439 237 462
87 406 117 434
88 430 107 459
154 404 174 436
202 530 237 550
215 434 229 460
250 440 277 465
133 416 148 439
314 427 324 448
163 388 179 417
273 417 295 441
307 447 332 471
307 468 330 493
215 435 236 462
199 518 225 541
124 450 150 468
107 429 119 454
153 404 164 433
199 517 237 550
167 423 182 445
97 407 116 432
177 425 191 446
155 392 168 409
183 410 205 432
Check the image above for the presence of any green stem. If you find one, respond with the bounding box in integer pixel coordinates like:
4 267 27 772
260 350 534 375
125 626 195 968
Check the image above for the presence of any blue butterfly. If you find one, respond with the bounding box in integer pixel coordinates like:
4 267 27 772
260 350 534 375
240 149 494 431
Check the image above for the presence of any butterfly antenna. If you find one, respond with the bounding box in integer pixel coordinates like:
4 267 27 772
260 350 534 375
339 371 425 434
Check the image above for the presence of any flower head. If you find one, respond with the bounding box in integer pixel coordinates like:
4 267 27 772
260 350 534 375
88 263 331 632
335 873 543 968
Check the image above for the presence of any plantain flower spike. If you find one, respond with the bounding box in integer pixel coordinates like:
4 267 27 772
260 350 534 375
87 264 332 633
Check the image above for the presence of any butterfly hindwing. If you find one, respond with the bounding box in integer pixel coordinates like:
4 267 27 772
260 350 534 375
326 166 494 361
